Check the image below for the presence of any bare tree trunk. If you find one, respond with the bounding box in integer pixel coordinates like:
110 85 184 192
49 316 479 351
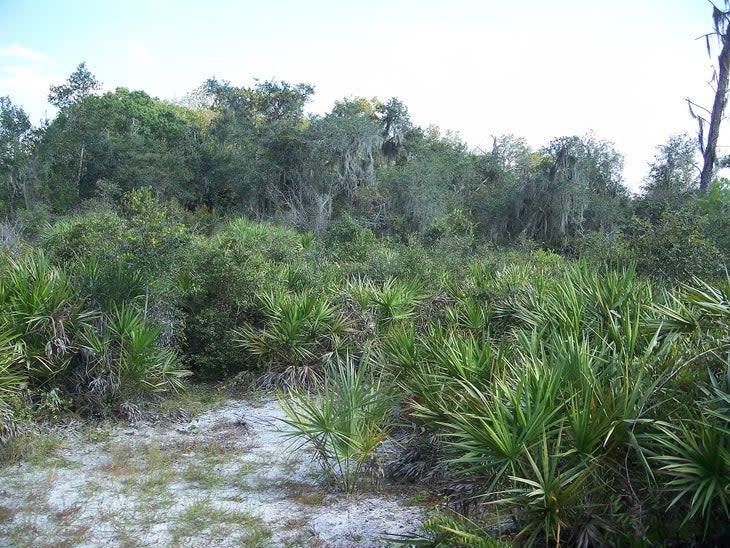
76 142 86 197
700 21 730 193
313 192 332 236
21 174 31 210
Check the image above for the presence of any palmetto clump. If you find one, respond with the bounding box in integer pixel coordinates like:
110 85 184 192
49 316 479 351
278 355 392 492
235 290 352 389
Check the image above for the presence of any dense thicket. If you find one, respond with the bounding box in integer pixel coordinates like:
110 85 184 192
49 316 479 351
3 63 728 266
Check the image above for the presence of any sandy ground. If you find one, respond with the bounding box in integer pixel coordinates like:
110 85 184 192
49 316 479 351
0 396 426 547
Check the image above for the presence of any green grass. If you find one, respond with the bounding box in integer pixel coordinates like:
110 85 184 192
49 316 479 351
170 498 272 546
0 430 67 465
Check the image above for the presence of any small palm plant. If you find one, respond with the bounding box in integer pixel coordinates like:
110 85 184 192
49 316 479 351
278 355 392 492
235 290 351 388
346 277 424 329
78 304 189 402
646 277 730 536
0 251 95 383
371 278 424 327
652 420 730 535
498 431 592 547
0 328 24 443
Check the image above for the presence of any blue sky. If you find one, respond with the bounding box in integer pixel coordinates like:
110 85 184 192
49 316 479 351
0 0 714 189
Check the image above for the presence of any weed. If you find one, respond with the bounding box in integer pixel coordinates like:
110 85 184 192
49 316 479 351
170 498 272 545
0 504 13 522
183 462 224 489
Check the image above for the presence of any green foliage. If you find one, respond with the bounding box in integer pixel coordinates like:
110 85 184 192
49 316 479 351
40 211 146 308
422 209 474 247
390 511 510 547
652 420 730 534
235 290 351 388
0 96 36 211
640 133 698 211
695 177 730 256
176 218 317 379
0 250 92 384
5 65 730 540
0 247 187 421
77 304 189 404
625 212 726 282
0 328 23 441
391 262 697 545
323 215 377 263
499 431 592 546
121 187 190 277
278 355 392 492
345 277 425 330
41 211 127 264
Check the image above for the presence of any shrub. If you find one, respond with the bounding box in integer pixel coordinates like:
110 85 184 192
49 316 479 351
625 212 726 283
323 215 377 263
41 211 127 265
75 304 189 406
0 250 94 385
176 218 315 379
235 290 352 388
279 355 392 492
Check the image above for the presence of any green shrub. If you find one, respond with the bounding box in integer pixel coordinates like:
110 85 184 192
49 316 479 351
0 250 94 384
176 218 314 379
323 215 377 263
41 211 127 265
76 304 189 405
235 290 351 388
695 178 730 257
279 355 392 492
625 212 726 283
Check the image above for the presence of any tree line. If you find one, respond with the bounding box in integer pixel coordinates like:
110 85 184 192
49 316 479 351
1 63 729 270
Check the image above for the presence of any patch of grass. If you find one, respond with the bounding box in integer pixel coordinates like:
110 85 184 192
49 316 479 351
82 425 113 443
222 461 262 492
0 504 14 522
170 498 272 545
0 430 66 465
100 442 178 500
183 462 224 489
279 479 327 506
52 503 82 524
157 381 227 418
405 487 432 506
170 437 241 465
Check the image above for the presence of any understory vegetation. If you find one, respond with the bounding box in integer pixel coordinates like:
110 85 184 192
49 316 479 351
2 64 730 546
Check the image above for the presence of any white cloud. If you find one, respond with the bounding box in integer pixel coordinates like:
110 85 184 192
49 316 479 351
127 40 154 66
0 43 50 61
0 65 58 122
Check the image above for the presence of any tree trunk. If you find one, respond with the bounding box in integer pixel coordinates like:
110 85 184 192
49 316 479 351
76 142 86 197
700 21 730 193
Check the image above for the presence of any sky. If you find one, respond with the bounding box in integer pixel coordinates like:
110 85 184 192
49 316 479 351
0 0 717 190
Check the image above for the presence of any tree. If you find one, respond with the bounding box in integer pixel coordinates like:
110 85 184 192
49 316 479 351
36 87 202 210
0 96 36 210
374 97 412 165
295 99 382 233
200 78 313 214
48 62 101 110
689 2 730 193
378 128 477 235
641 133 698 209
504 134 627 245
42 63 102 206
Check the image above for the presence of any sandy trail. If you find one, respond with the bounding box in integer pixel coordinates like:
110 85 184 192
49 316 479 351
0 396 425 547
